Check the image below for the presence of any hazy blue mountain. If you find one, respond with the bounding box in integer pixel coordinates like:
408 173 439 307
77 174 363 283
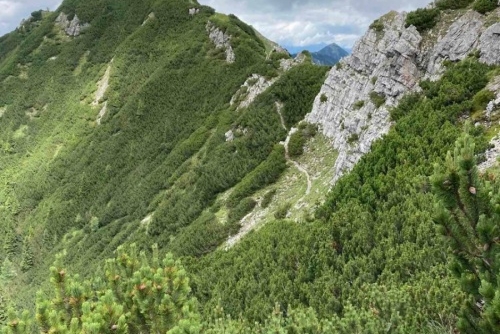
291 43 349 66
310 43 349 66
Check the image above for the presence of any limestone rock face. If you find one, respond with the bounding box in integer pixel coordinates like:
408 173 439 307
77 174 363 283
306 12 421 183
426 11 484 79
230 74 278 110
479 23 500 65
206 21 235 63
306 9 500 184
55 12 89 37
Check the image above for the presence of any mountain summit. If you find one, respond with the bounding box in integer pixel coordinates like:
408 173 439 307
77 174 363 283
310 43 349 65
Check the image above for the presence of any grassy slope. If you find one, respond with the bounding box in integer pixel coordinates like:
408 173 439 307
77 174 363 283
0 0 328 312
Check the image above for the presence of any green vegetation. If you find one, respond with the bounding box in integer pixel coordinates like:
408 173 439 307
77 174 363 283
347 132 359 144
0 0 328 320
260 189 276 208
288 131 306 157
273 202 291 219
436 0 474 10
473 88 495 110
2 0 500 332
369 91 387 108
190 57 494 330
353 100 365 109
473 0 499 14
405 8 441 32
369 19 385 32
432 131 500 333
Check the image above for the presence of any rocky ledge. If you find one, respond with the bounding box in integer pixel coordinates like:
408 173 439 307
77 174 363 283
206 21 236 64
307 9 500 184
55 12 90 37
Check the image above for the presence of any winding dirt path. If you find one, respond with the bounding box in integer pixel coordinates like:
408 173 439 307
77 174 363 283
225 102 314 249
276 102 312 196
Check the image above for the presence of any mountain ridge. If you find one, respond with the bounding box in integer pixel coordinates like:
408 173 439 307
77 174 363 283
1 0 500 332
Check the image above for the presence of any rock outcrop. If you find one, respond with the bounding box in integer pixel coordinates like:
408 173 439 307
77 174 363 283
55 12 89 37
280 52 307 71
206 21 235 63
307 9 500 184
189 8 200 16
426 11 484 79
479 23 500 65
93 61 113 125
230 74 277 110
230 54 305 110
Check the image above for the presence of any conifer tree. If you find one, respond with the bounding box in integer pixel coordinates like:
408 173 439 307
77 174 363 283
34 244 201 333
20 237 34 272
431 130 500 333
0 259 16 282
0 294 7 327
2 230 16 260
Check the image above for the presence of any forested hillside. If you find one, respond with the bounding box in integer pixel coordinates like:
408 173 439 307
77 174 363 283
0 0 327 315
1 0 500 333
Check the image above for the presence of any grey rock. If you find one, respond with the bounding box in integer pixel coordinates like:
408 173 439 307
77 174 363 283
206 21 235 63
280 52 306 71
306 12 420 183
230 74 277 109
55 12 89 37
142 12 155 26
189 8 200 16
230 53 304 110
426 11 483 79
306 9 500 184
479 23 500 65
225 130 235 142
478 136 500 172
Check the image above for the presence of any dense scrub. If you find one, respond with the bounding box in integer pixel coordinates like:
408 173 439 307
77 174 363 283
189 58 494 330
406 1 499 32
0 0 327 317
2 0 500 331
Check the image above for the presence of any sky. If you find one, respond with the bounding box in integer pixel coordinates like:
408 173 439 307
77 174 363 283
0 0 432 51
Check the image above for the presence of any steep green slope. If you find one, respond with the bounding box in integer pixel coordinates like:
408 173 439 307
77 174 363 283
189 58 497 331
0 0 327 313
2 0 500 332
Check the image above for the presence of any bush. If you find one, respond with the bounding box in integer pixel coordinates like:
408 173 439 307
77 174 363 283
347 133 359 144
288 131 306 157
436 0 474 9
473 89 495 110
369 19 384 33
261 189 277 208
228 197 257 225
274 202 291 219
369 91 386 108
299 123 318 138
405 8 440 32
353 100 365 110
473 0 498 13
320 94 328 103
30 10 43 22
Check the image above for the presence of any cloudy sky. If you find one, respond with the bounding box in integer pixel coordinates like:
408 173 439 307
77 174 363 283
0 0 431 51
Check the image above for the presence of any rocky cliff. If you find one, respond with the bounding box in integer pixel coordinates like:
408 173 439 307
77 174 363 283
307 8 500 184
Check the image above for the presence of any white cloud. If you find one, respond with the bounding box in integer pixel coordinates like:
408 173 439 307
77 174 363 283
0 0 432 50
0 0 61 36
201 0 432 49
